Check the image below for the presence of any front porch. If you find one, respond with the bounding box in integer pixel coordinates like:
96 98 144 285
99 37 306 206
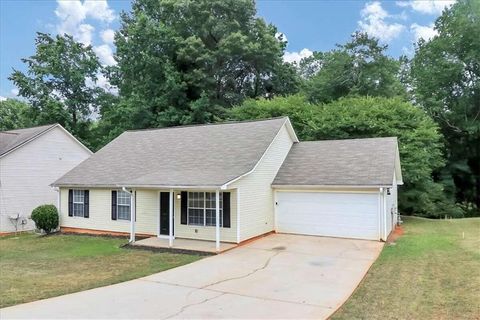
132 237 237 254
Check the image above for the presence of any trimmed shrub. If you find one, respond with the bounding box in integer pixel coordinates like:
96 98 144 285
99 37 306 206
31 204 59 234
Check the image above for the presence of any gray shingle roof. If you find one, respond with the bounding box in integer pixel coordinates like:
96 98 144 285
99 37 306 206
0 124 57 157
273 137 399 186
53 117 288 187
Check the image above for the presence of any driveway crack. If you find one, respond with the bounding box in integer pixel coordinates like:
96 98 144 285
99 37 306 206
201 250 281 290
163 292 226 319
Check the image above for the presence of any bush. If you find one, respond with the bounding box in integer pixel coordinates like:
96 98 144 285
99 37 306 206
31 204 59 234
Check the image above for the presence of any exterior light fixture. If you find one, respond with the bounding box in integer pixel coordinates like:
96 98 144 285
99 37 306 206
176 194 181 200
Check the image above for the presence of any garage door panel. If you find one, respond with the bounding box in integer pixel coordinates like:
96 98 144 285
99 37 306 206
276 192 379 240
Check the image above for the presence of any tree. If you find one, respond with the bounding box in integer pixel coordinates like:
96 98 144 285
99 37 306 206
0 99 34 131
9 33 103 147
231 95 460 217
410 0 480 215
302 32 407 104
107 0 297 133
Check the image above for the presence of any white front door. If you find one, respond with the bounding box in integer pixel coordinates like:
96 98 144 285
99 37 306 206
276 191 380 240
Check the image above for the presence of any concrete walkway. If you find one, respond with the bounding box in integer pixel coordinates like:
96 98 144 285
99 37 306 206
1 234 383 319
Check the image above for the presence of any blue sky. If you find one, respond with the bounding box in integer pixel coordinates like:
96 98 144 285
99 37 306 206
0 0 453 100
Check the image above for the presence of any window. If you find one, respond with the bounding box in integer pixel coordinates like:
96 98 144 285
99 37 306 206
117 190 131 220
187 192 223 226
73 190 85 217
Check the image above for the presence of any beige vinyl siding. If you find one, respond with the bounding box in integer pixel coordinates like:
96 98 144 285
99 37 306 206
0 127 91 232
231 124 294 242
173 189 238 243
59 188 158 235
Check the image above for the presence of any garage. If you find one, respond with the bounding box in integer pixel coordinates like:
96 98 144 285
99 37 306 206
272 137 403 241
276 191 380 240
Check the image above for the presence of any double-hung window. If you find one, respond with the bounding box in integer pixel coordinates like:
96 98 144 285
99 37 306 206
73 190 85 217
117 190 131 220
188 192 223 226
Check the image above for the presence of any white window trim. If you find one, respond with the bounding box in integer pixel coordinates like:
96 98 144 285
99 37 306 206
72 190 85 218
187 192 223 227
117 190 131 221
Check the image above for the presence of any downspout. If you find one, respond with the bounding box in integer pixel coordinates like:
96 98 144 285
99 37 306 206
378 187 383 241
383 188 388 241
122 187 136 243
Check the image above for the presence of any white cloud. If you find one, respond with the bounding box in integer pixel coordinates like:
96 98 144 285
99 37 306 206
0 96 7 102
283 48 313 64
83 0 115 22
86 73 118 95
54 0 114 45
411 23 437 41
93 44 116 66
100 29 115 44
396 0 455 14
11 88 19 96
358 1 405 42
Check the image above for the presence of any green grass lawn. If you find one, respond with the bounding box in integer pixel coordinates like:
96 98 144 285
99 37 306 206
333 217 480 320
0 233 202 308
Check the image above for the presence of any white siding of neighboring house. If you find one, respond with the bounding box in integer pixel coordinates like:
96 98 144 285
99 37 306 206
230 123 295 242
0 127 91 233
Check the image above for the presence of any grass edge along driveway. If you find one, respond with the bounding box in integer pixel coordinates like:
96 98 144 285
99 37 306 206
332 216 480 320
0 233 202 308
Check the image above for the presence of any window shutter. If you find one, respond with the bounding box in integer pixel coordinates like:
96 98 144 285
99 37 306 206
68 190 73 217
181 191 187 225
223 192 231 228
111 190 117 220
84 190 89 218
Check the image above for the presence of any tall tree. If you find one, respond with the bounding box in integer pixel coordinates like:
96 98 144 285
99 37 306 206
410 0 480 215
231 95 460 217
302 32 407 104
0 99 34 131
108 0 297 131
9 33 102 146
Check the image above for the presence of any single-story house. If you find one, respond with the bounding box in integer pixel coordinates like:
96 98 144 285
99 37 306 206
52 117 402 250
0 124 92 233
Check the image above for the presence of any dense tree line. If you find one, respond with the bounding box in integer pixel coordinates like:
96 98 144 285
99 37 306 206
1 0 478 217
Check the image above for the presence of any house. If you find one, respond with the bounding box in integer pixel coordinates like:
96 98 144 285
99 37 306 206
52 117 402 250
0 124 92 233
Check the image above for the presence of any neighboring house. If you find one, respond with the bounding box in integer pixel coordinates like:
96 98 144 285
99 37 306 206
0 124 92 233
53 117 402 249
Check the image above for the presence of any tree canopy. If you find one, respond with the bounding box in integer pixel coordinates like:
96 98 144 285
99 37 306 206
106 0 298 134
301 32 407 104
410 0 480 213
231 95 461 217
9 33 103 148
0 99 34 131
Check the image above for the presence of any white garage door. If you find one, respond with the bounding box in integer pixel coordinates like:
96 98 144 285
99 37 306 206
276 192 380 240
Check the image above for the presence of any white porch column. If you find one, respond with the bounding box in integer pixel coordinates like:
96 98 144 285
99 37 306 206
169 189 173 247
129 190 136 243
215 190 220 251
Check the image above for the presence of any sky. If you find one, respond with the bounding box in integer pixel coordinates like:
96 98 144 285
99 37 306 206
0 0 454 100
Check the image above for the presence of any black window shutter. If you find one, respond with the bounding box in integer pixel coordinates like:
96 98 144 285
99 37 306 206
68 189 73 216
111 190 117 220
134 191 137 222
181 191 187 225
223 192 231 228
83 190 89 218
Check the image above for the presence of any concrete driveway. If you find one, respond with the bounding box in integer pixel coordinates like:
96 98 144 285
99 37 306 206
1 234 383 319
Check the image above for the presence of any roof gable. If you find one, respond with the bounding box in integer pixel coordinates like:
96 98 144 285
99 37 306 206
0 124 57 157
54 117 289 187
273 137 401 187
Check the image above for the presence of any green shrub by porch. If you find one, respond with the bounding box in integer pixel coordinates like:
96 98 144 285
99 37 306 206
31 205 59 234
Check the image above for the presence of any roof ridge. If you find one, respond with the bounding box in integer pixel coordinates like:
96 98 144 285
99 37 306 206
0 123 57 134
125 117 288 133
298 137 397 143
